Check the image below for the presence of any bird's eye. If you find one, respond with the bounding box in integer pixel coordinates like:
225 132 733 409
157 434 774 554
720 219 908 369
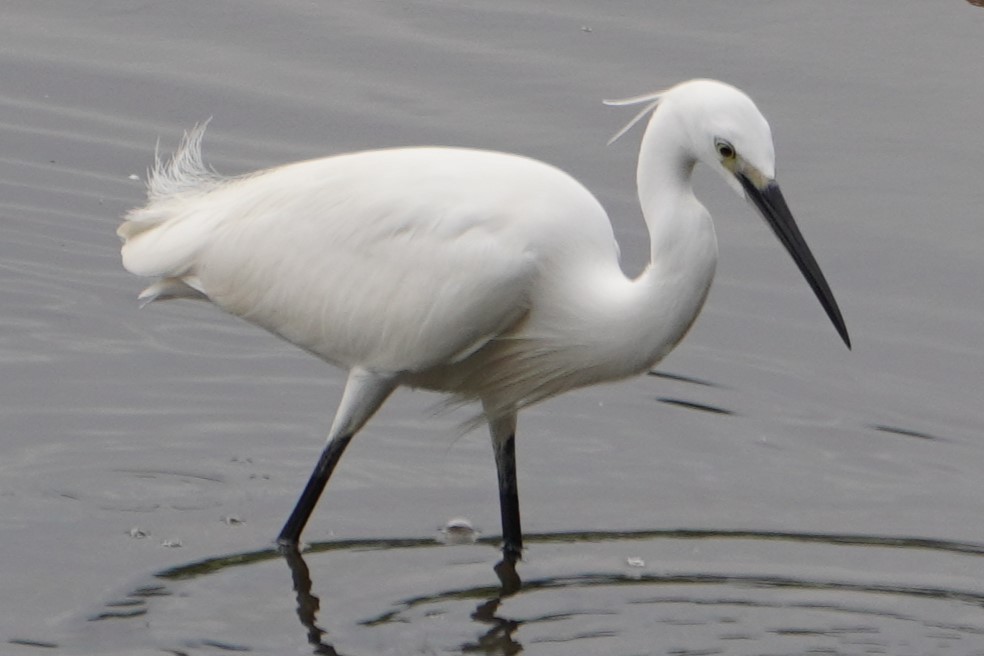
715 139 735 159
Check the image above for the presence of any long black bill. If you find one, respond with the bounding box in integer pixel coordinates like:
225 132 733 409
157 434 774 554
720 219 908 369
738 174 851 349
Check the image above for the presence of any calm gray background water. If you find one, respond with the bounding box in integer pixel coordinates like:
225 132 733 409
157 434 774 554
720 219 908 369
2 1 983 654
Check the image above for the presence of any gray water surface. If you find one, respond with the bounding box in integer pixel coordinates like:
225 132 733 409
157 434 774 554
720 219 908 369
2 1 983 654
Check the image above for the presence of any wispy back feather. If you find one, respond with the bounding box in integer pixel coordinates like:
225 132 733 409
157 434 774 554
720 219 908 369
146 119 221 202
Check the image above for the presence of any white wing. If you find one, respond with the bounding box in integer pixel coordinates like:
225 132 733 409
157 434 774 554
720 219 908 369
120 145 606 374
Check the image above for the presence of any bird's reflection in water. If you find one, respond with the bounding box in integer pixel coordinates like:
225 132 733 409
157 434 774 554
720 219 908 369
283 548 341 655
463 554 523 655
281 548 524 655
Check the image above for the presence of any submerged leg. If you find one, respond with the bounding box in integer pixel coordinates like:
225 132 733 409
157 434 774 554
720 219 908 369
277 368 396 548
487 410 522 558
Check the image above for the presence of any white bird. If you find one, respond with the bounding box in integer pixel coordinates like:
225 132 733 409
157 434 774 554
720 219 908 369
118 79 849 558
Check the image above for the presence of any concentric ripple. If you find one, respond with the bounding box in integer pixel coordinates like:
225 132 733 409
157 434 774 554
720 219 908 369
37 530 984 655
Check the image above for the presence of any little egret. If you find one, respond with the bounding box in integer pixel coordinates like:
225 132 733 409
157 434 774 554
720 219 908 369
118 79 849 557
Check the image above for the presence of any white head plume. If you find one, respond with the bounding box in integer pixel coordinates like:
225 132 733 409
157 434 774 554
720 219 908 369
602 89 666 146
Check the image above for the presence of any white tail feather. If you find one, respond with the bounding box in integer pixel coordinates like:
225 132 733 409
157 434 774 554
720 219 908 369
117 121 225 291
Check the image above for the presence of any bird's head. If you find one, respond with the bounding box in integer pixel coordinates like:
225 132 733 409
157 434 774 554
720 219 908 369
606 79 780 197
606 79 851 349
675 79 777 195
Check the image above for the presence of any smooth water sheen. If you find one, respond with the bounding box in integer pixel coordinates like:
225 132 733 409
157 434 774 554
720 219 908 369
2 1 983 654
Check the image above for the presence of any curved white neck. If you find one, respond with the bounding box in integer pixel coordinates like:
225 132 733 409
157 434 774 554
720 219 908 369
511 107 720 389
617 107 719 368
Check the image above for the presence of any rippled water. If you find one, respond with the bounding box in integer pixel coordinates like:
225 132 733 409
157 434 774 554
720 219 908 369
2 1 983 654
41 531 984 654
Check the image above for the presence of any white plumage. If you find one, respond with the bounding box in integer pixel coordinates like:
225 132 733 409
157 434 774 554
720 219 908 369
119 79 849 556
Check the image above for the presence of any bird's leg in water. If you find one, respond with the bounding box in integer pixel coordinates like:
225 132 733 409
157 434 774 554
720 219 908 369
278 368 396 549
278 434 353 547
489 411 522 558
495 436 522 557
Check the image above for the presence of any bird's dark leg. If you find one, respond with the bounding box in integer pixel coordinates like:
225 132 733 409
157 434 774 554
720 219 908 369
494 434 522 557
278 434 353 547
277 368 396 550
488 410 522 558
